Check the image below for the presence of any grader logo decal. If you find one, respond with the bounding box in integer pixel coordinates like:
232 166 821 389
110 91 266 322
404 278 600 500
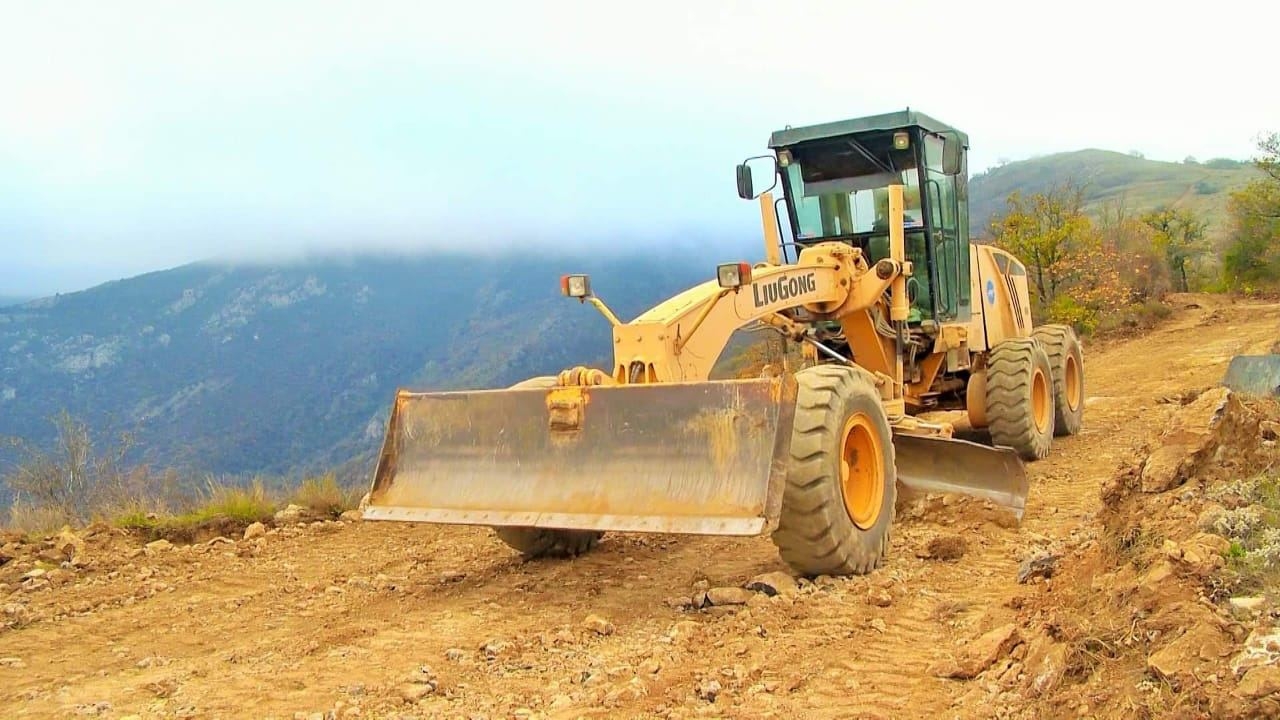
752 272 818 309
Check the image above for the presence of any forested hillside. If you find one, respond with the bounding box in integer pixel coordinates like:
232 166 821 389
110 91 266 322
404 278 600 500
0 252 711 497
969 149 1259 239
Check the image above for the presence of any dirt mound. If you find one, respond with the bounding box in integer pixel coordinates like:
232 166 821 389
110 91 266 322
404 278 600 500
942 388 1280 719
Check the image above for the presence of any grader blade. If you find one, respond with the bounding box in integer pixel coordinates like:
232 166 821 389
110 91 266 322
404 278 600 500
1222 355 1280 396
892 434 1030 520
363 378 794 536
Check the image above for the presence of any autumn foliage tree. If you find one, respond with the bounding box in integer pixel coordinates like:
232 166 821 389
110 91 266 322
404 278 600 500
988 183 1087 312
989 181 1131 331
1097 198 1168 300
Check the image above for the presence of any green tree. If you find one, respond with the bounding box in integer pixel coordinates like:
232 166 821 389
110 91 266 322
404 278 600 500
1141 207 1209 292
1223 133 1280 288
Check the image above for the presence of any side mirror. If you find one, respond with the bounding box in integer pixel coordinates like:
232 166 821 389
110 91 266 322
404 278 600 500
941 132 963 176
735 163 754 199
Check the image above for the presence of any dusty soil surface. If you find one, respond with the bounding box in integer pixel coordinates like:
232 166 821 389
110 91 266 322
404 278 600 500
3 294 1280 720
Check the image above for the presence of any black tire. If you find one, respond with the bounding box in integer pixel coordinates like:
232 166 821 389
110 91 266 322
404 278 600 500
492 375 604 559
1032 325 1085 437
770 365 896 576
985 338 1055 461
493 526 602 559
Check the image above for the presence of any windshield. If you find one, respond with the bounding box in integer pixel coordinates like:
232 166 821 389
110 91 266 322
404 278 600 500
784 163 922 240
780 132 923 242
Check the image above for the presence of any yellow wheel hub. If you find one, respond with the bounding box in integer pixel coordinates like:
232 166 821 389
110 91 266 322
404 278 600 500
840 412 884 530
1032 368 1051 433
1064 354 1082 412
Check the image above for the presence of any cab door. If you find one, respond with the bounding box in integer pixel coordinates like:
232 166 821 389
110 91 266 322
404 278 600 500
922 134 971 323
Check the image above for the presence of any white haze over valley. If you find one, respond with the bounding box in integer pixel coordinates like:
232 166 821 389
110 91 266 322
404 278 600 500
1 0 1277 296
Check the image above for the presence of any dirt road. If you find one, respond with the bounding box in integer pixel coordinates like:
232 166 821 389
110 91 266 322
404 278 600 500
3 295 1279 720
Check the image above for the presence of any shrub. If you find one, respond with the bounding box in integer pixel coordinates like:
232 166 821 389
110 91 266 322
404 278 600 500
289 474 357 518
186 478 277 524
1093 300 1172 336
1209 472 1280 594
1048 295 1099 334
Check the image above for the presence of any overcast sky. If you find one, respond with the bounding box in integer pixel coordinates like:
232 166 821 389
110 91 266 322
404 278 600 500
1 1 1277 296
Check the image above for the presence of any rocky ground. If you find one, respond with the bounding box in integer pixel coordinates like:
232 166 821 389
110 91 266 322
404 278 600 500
2 294 1280 720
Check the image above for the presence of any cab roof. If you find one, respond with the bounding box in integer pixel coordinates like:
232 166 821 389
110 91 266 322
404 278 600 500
767 109 969 150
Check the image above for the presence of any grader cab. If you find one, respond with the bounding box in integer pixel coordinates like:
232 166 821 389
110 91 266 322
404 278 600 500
362 110 1085 576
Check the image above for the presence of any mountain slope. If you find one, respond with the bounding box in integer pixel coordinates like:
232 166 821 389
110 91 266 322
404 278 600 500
0 253 714 488
0 296 31 308
969 150 1260 239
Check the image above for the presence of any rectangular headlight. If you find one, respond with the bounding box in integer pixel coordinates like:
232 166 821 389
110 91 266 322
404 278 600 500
560 274 591 298
717 262 752 289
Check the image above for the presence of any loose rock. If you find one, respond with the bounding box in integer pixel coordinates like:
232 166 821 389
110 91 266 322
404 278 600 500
1229 596 1266 614
866 590 893 608
745 571 797 596
942 624 1023 679
704 587 754 607
582 614 615 636
1017 550 1060 584
695 678 722 703
243 522 267 540
53 528 85 562
398 683 433 703
144 539 173 555
407 665 438 690
1147 624 1229 684
1237 664 1280 699
274 504 312 524
1021 635 1067 694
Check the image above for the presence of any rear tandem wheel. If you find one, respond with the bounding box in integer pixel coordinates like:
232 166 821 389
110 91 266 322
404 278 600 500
1031 324 1085 437
985 337 1055 460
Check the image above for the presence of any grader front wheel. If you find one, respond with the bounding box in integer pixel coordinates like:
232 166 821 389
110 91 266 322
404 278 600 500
985 338 1055 461
770 365 896 576
492 376 604 559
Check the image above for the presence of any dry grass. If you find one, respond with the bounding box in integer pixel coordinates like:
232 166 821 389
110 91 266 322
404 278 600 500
4 500 76 535
109 478 277 536
288 474 358 519
1108 521 1166 569
2 409 361 539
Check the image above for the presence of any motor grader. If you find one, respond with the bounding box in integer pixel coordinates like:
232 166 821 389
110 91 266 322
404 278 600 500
363 109 1085 576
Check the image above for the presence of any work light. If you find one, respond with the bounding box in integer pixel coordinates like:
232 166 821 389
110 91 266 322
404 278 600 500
560 274 591 298
717 262 752 289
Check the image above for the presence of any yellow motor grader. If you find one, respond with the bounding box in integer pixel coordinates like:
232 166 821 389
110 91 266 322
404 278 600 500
363 110 1085 575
